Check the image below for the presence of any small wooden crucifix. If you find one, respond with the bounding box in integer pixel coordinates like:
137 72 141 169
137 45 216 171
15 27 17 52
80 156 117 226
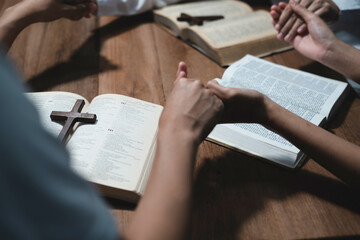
177 13 224 26
50 99 97 144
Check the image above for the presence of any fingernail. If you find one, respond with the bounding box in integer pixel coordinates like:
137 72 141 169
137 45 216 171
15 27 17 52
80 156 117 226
284 34 291 41
277 32 284 39
275 24 280 30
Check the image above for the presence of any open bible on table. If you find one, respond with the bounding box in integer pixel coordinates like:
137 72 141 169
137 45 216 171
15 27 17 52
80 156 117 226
26 92 163 202
153 0 291 66
207 55 349 168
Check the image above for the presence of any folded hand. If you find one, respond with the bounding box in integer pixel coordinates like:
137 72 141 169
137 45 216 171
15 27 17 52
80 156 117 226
159 62 224 144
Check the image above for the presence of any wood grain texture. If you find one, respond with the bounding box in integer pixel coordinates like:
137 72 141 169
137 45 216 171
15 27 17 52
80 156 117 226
4 0 360 239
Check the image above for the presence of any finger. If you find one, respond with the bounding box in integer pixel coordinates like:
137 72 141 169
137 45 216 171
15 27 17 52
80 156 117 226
270 5 283 14
293 1 330 33
279 0 314 40
275 4 293 31
176 62 187 80
313 3 337 22
289 0 317 24
270 9 281 21
278 12 297 40
271 3 287 28
306 0 322 13
303 0 336 21
270 5 278 11
175 72 186 83
278 2 288 10
284 18 304 42
270 6 283 26
209 79 221 85
297 23 307 34
207 80 229 100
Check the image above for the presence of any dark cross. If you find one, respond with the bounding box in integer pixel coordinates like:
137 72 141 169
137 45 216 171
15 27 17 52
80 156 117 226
177 13 224 26
50 99 97 144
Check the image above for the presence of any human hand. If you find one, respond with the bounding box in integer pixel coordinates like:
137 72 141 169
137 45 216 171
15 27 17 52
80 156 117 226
271 0 339 42
16 0 97 24
207 79 270 124
159 62 223 144
285 0 339 62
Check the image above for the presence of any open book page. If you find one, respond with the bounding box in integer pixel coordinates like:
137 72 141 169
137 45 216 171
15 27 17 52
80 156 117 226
154 0 252 36
184 11 276 48
67 94 163 193
221 55 348 118
209 113 324 159
209 55 347 164
208 123 311 168
25 92 89 138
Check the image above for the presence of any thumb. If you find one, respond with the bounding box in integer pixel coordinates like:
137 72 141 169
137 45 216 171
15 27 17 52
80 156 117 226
207 79 229 100
176 62 187 79
290 0 315 24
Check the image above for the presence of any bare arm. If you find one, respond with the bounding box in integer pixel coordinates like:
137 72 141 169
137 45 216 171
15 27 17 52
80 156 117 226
125 63 223 240
207 80 360 189
266 98 360 189
0 0 96 52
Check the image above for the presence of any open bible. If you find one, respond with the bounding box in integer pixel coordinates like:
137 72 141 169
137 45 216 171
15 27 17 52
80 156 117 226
207 55 349 168
153 0 291 66
26 92 163 202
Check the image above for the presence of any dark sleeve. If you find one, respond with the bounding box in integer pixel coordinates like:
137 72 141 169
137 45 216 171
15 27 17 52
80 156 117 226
0 54 118 240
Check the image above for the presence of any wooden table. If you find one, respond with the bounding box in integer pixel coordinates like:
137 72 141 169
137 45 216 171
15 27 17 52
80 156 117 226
4 0 360 239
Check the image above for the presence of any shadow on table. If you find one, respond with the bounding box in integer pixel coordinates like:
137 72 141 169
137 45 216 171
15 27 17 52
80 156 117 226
27 12 153 91
192 150 360 239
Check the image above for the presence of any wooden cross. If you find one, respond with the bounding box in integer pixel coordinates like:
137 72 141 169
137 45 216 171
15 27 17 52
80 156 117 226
50 99 97 144
177 13 224 26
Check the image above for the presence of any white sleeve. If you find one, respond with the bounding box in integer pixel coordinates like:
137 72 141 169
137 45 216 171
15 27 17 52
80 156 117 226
97 0 181 16
332 0 360 11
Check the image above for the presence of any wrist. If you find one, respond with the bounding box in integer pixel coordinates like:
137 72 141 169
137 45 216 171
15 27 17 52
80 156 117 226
0 3 34 34
158 124 200 147
318 38 360 82
318 38 343 65
262 96 283 129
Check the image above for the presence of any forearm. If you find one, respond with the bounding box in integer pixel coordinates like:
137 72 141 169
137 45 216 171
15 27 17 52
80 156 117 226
265 99 360 188
0 3 34 52
125 127 198 240
320 39 360 83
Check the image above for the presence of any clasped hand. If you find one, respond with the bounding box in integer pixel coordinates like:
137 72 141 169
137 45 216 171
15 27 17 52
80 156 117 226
160 62 271 145
271 0 339 42
271 0 339 63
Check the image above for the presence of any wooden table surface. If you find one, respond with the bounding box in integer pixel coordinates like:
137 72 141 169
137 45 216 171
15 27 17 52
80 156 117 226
3 0 360 239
